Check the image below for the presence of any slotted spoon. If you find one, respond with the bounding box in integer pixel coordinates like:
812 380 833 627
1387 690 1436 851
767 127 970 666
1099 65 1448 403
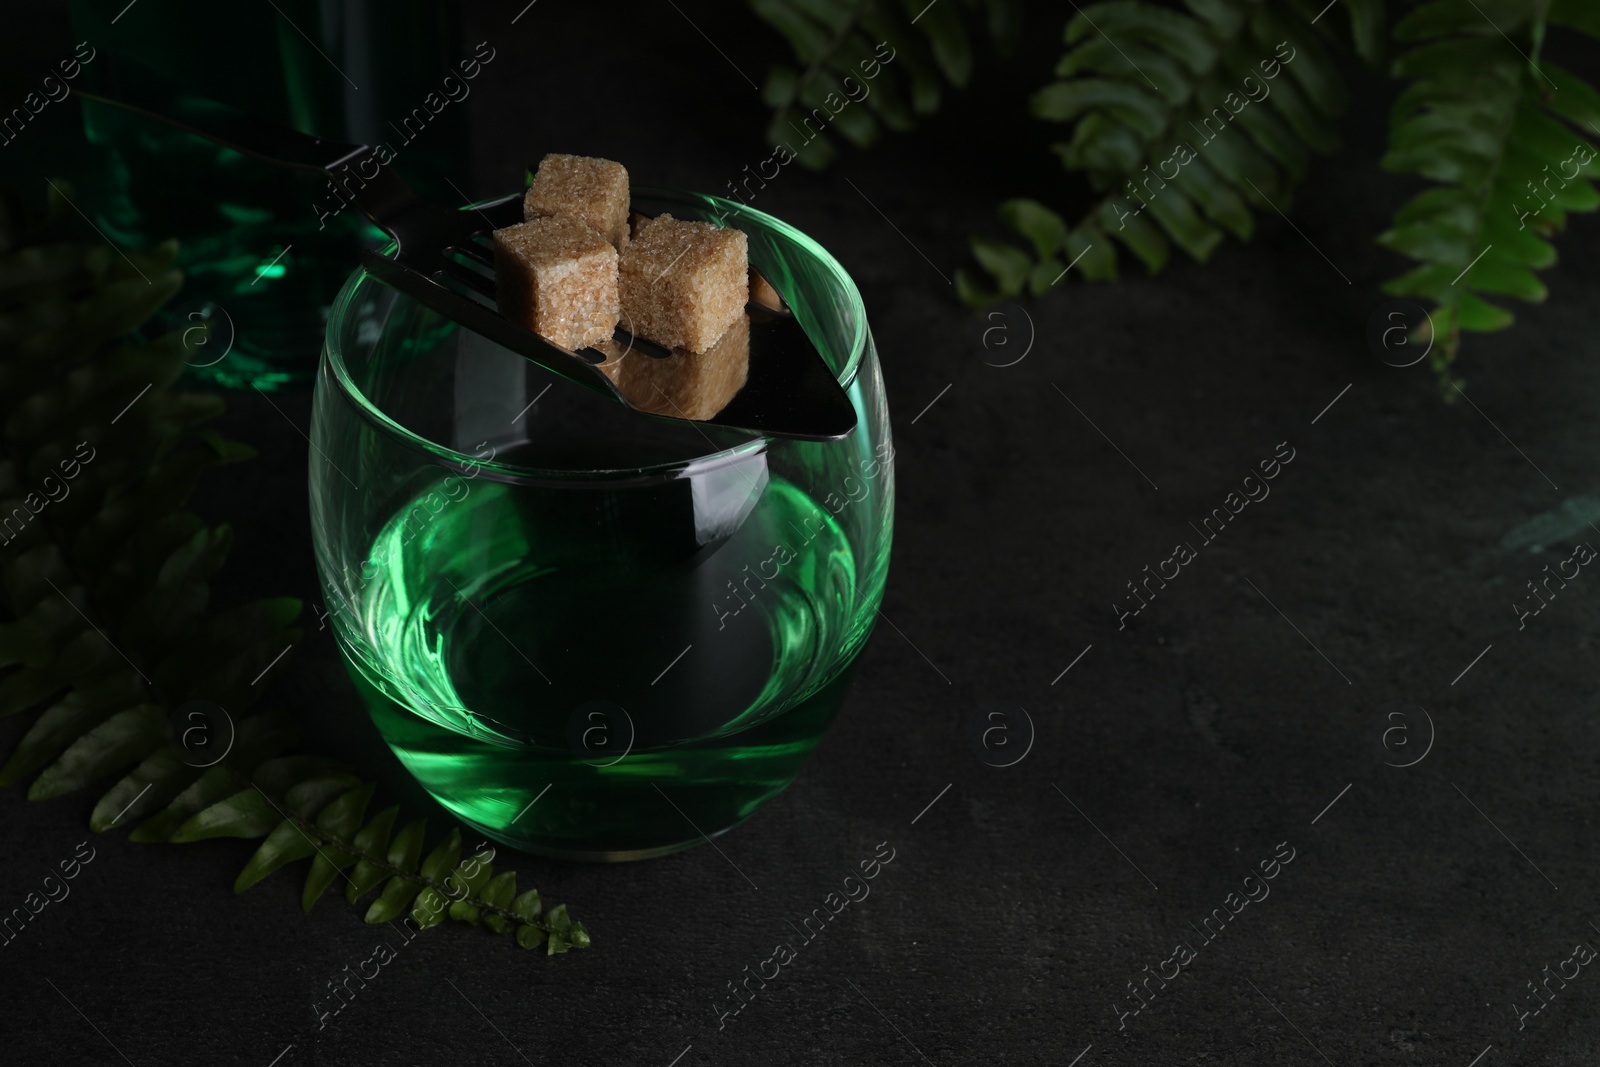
82 63 859 441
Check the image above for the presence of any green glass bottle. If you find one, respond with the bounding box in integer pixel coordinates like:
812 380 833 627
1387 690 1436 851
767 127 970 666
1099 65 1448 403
71 0 466 390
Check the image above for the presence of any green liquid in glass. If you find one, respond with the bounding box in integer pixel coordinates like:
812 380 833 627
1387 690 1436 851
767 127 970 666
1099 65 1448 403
340 471 869 860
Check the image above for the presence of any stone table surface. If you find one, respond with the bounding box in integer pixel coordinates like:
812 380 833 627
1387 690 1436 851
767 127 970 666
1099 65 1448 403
4 2 1600 1065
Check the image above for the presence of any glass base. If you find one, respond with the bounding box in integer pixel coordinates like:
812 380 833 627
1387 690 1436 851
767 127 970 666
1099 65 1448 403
455 811 751 864
343 647 865 860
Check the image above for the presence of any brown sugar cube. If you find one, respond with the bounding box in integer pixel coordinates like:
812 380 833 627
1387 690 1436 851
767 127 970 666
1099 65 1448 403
602 313 750 421
493 215 619 351
523 153 630 250
748 269 784 313
619 214 748 354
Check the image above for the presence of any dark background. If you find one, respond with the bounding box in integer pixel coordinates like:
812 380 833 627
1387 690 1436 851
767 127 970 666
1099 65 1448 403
5 2 1600 1065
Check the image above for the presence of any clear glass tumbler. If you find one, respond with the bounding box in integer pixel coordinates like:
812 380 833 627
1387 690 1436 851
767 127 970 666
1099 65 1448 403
310 189 894 860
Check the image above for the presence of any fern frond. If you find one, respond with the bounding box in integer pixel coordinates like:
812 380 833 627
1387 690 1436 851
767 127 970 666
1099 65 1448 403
0 188 586 954
1378 0 1600 379
750 0 1024 169
180 770 586 952
1333 0 1389 65
957 0 1373 305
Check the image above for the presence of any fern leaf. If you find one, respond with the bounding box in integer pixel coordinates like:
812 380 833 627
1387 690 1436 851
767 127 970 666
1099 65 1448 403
364 818 429 922
958 0 1371 306
1379 0 1600 378
1327 0 1389 65
170 786 283 842
343 803 400 902
750 0 1022 170
412 827 464 929
301 782 376 910
233 814 320 892
480 871 520 934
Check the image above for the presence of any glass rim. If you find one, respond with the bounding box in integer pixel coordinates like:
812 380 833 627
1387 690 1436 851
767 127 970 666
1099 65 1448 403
321 186 869 482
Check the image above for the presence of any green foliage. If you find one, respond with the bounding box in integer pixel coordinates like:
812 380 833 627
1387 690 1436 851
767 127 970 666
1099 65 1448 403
1378 0 1600 375
954 0 1381 305
744 0 1600 375
782 0 1596 379
0 186 586 955
751 0 1026 168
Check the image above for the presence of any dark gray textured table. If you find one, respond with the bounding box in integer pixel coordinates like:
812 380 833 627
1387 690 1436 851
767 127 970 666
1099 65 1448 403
5 2 1600 1065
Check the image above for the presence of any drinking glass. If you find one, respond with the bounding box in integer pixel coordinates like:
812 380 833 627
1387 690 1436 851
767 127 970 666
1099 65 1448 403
309 189 894 860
